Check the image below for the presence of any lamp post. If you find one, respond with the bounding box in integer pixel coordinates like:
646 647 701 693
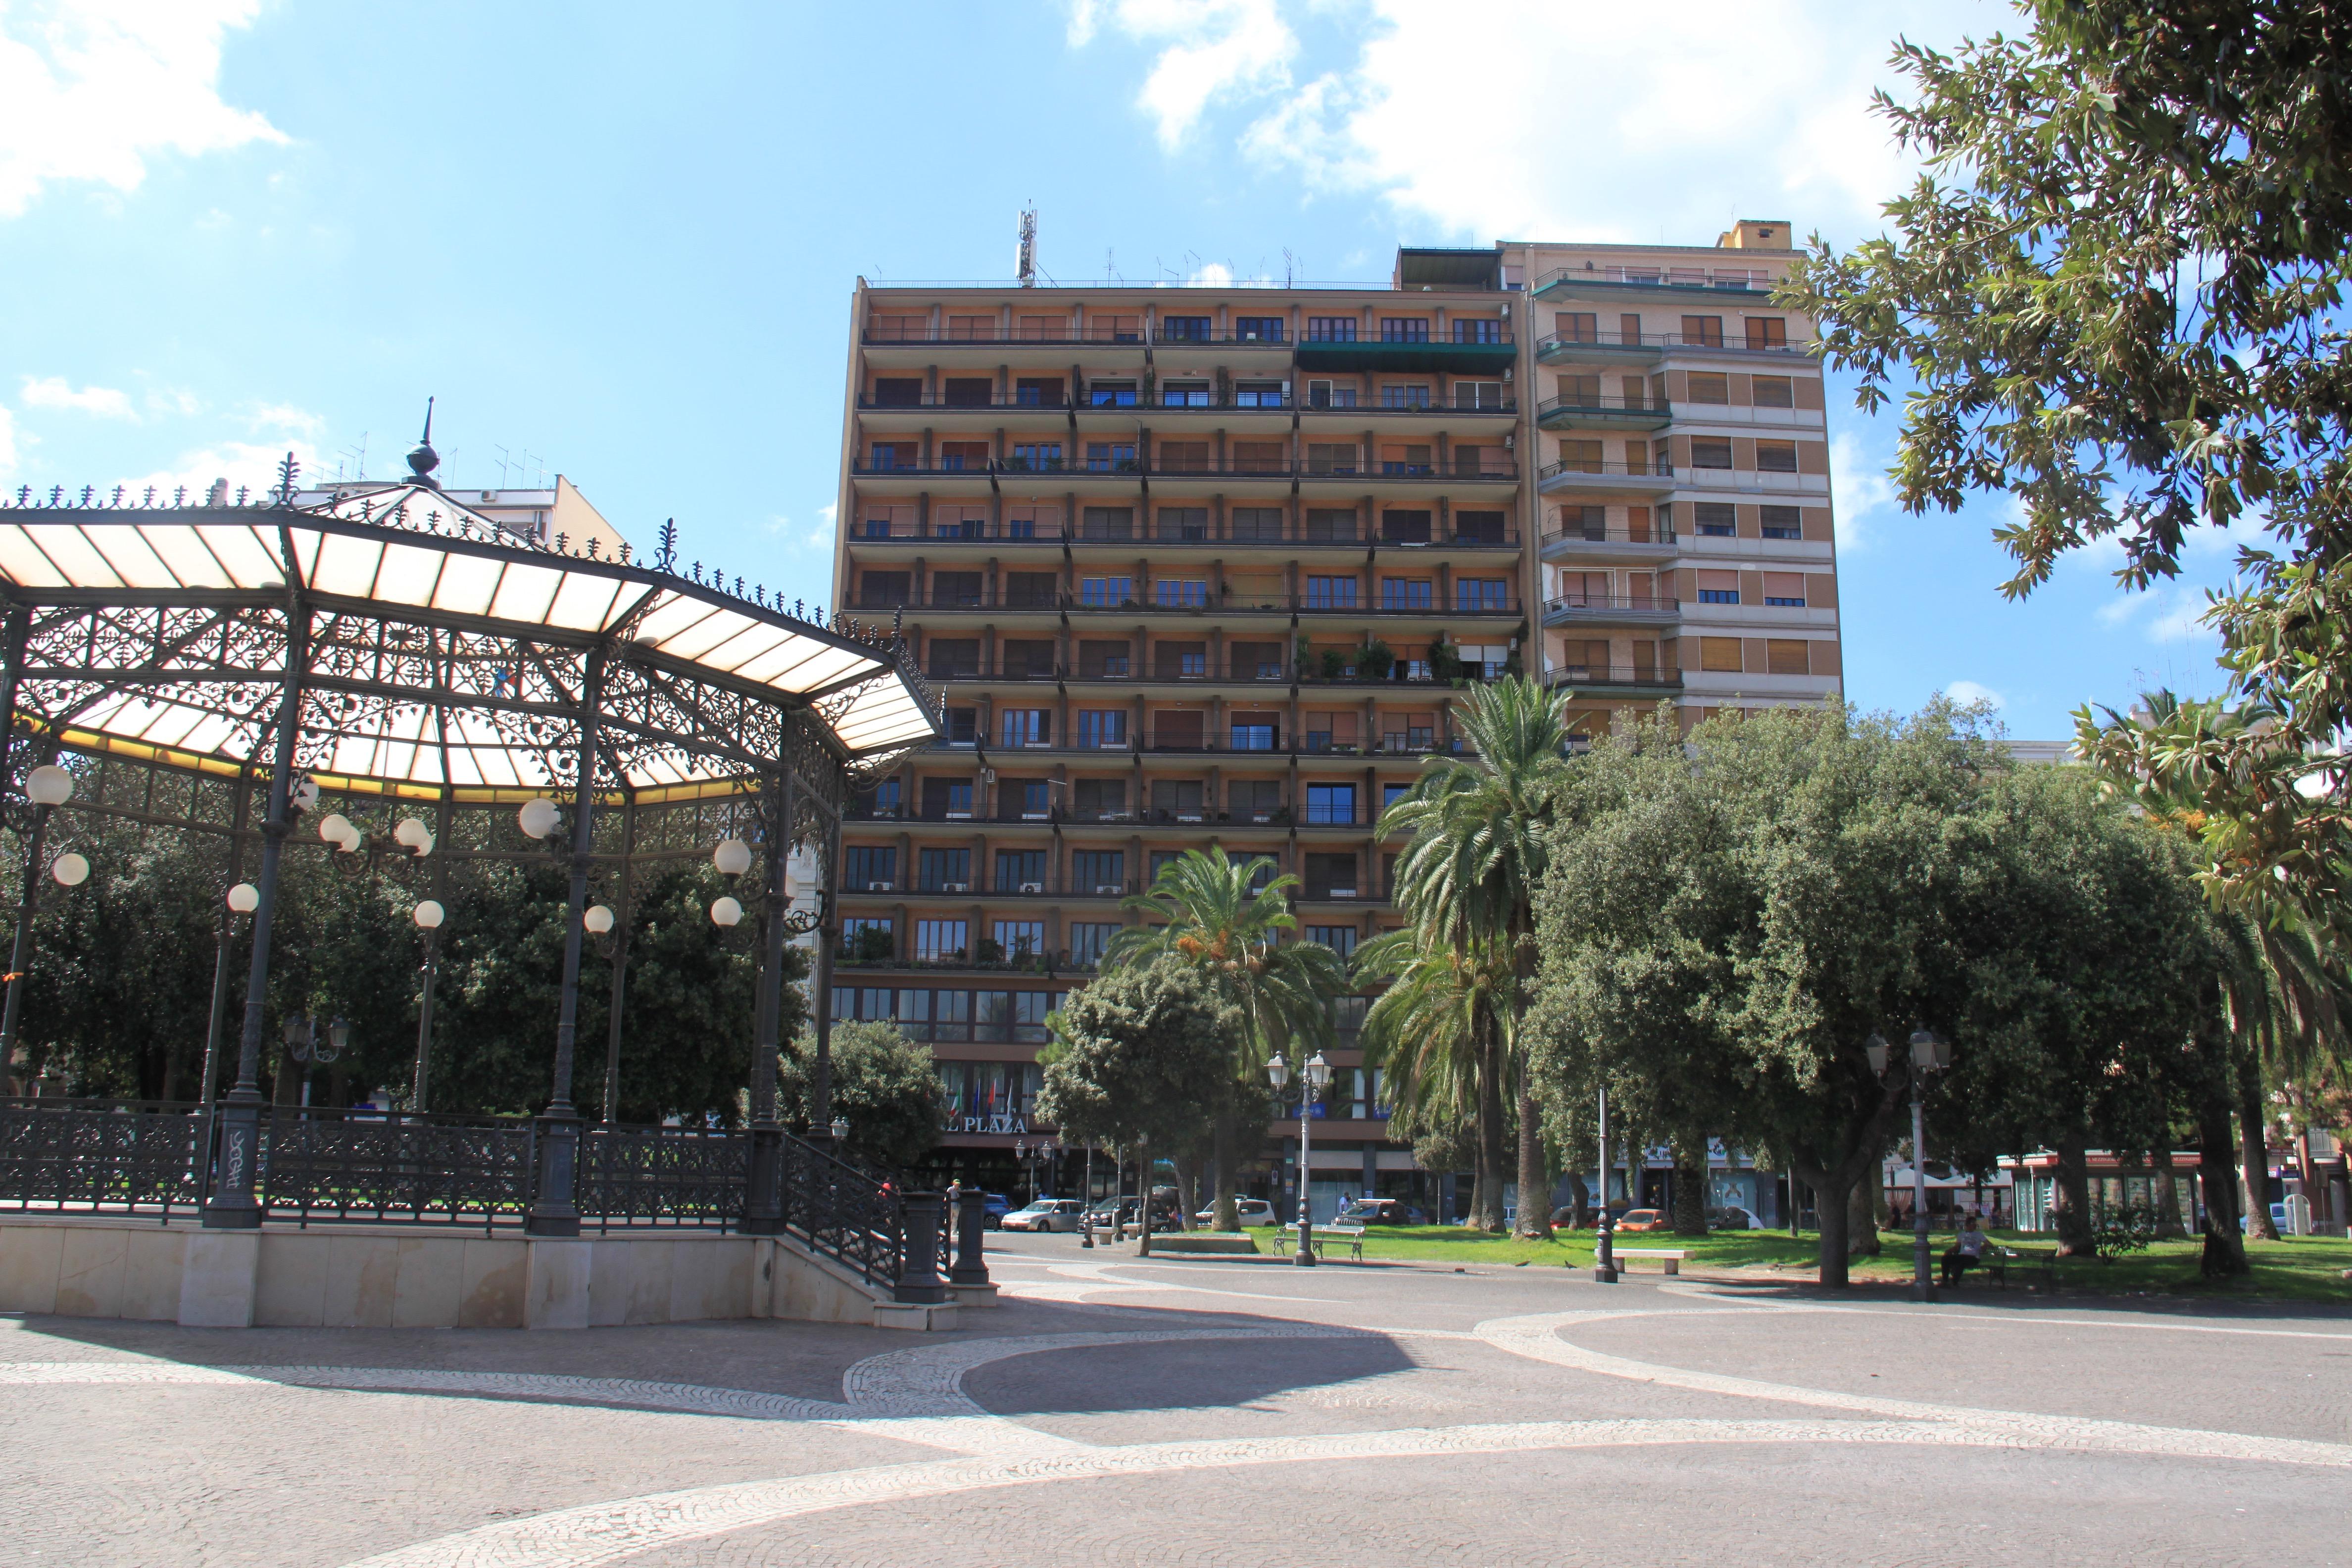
1081 1137 1095 1249
0 761 80 1088
410 898 444 1114
1869 1028 1952 1301
1594 1084 1617 1283
1268 1050 1330 1266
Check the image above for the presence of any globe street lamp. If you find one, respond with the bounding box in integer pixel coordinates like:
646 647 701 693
0 760 81 1088
410 898 445 1115
1869 1028 1954 1301
1268 1050 1332 1266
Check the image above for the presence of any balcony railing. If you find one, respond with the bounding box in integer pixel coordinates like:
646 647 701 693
1541 517 1678 547
1533 264 1772 294
1543 593 1680 616
1539 459 1676 482
1536 393 1673 419
850 523 1518 549
1535 329 1815 355
1546 663 1685 688
852 456 1524 486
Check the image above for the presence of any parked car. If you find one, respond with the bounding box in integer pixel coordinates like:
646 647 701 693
1614 1208 1669 1232
1335 1197 1422 1225
978 1192 1013 1229
1710 1206 1766 1231
1193 1198 1279 1228
1000 1198 1086 1233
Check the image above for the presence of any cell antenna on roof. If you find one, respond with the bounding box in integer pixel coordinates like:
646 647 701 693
1016 206 1038 287
1283 248 1296 288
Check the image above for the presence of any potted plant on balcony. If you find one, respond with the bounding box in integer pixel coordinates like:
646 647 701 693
1320 647 1349 681
977 936 1006 967
1429 641 1465 686
1361 639 1396 681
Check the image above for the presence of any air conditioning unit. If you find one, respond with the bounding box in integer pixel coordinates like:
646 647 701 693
942 882 971 894
1329 887 1359 899
1018 881 1044 894
867 881 895 893
1093 883 1123 896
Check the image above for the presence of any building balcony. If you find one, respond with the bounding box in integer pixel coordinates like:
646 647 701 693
1535 329 1818 361
1294 332 1515 375
1530 265 1773 298
1534 394 1673 433
1298 392 1518 417
1542 593 1681 628
1543 664 1686 696
845 520 1519 552
1539 520 1679 560
1537 460 1676 495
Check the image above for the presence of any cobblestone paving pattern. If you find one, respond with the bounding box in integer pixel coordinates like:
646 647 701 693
0 1232 2345 1568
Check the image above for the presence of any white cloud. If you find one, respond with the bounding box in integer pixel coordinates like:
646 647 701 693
1829 429 1896 552
0 0 285 218
0 407 17 483
145 386 202 417
2096 582 2219 645
242 401 324 438
111 437 323 506
22 374 135 420
1095 0 2002 245
1069 0 1299 150
1945 679 2005 710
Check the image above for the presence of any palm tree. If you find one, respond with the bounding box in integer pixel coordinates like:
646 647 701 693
1351 927 1519 1226
1103 845 1347 1228
1381 677 1574 1235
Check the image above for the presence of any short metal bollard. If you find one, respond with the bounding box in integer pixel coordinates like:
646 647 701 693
950 1187 991 1286
893 1191 950 1303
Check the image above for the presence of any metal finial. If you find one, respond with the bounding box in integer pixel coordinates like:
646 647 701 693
406 397 441 489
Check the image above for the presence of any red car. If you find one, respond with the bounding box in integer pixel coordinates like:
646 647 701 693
1613 1208 1669 1232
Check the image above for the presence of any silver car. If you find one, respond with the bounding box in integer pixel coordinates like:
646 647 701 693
1192 1198 1279 1228
1000 1198 1086 1233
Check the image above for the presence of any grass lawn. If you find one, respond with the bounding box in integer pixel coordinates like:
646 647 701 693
1269 1223 2352 1302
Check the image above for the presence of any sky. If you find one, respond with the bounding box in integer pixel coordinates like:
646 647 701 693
0 0 2245 741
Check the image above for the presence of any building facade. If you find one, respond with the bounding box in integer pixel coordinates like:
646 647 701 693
825 223 1841 1210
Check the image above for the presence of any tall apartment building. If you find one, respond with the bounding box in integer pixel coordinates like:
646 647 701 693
826 222 1840 1209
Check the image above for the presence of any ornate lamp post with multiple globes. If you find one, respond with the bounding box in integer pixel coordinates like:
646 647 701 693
1868 1028 1954 1301
1266 1049 1332 1266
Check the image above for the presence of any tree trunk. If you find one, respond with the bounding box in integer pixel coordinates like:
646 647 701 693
1562 1170 1590 1229
1670 1136 1708 1236
1802 1163 1853 1288
1210 1106 1240 1232
1169 1155 1196 1231
2197 1085 2249 1276
1471 1011 1507 1232
2151 1145 2187 1238
1513 1080 1550 1238
1846 1177 1879 1255
2235 1047 2280 1241
2051 1130 2097 1256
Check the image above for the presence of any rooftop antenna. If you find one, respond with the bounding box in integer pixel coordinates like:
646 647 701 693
494 444 512 487
1283 248 1296 287
1016 206 1037 288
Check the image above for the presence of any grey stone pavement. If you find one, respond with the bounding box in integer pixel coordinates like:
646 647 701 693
3 1231 2350 1568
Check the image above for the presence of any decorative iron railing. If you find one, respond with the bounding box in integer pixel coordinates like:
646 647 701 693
0 1099 948 1299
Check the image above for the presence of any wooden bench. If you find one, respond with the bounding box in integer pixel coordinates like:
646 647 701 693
1982 1244 2057 1290
1612 1248 1690 1275
1307 1222 1367 1261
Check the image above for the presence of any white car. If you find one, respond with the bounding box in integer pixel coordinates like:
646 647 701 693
1000 1198 1086 1233
1711 1205 1767 1231
1192 1198 1279 1228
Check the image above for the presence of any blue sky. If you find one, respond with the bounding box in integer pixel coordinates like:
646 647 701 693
0 0 2240 740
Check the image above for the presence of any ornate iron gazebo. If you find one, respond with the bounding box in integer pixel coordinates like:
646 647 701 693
0 456 952 1283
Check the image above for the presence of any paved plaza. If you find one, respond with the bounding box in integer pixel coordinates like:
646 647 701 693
2 1231 2349 1567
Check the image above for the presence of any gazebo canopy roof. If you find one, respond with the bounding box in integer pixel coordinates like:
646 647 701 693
0 487 935 798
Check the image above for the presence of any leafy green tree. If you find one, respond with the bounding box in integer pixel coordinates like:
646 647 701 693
1102 847 1344 1229
782 1019 936 1169
1036 957 1240 1195
1382 676 1574 1235
1784 0 2352 913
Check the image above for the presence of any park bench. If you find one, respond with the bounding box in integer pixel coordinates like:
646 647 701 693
1612 1248 1690 1275
1983 1244 2057 1291
1306 1222 1367 1261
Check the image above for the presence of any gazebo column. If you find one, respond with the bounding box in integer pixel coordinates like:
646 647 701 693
527 644 607 1238
204 602 309 1229
742 762 796 1233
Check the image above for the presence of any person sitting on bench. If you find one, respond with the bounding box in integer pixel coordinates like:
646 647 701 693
1941 1214 1991 1286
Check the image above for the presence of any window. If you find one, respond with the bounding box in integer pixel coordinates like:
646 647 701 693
1001 638 1054 680
1087 441 1138 471
1558 373 1602 406
857 778 901 818
1761 504 1803 539
1699 637 1744 672
1157 443 1210 475
1382 442 1433 475
1697 570 1740 605
1229 779 1283 818
1453 318 1504 344
1069 923 1120 966
1555 311 1598 343
1305 509 1357 543
937 441 989 472
1306 925 1358 958
1080 576 1133 607
1680 315 1725 347
1756 440 1798 473
945 314 992 342
928 639 979 679
1008 441 1062 472
1074 710 1127 750
1233 382 1285 409
1690 437 1734 469
859 571 910 609
1231 641 1283 679
1306 316 1358 342
944 709 978 746
1380 384 1432 410
1744 317 1788 349
1153 780 1206 820
1753 376 1794 408
995 850 1046 891
1380 317 1430 343
1017 780 1051 817
915 920 969 963
843 846 896 891
1766 639 1811 676
1160 383 1211 409
1234 316 1285 343
1556 439 1604 474
1073 779 1127 818
840 918 893 960
1226 851 1278 894
1160 315 1212 343
1383 782 1410 813
1072 850 1125 890
930 989 970 1042
1014 377 1064 408
1307 379 1357 408
1685 372 1729 404
869 442 915 470
1003 571 1058 608
1149 849 1183 882
1156 579 1209 609
1230 722 1276 751
1306 575 1358 610
1230 506 1284 541
1307 783 1357 826
919 848 971 891
871 378 921 407
1762 573 1807 608
1456 380 1507 410
999 709 1051 747
1381 578 1432 611
921 777 974 819
1455 509 1507 544
1154 642 1208 679
1381 510 1433 544
1305 852 1358 896
1081 507 1133 541
1694 502 1736 537
1088 382 1138 408
1456 578 1508 613
992 920 1046 960
1078 641 1130 679
1306 443 1358 476
930 570 981 607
